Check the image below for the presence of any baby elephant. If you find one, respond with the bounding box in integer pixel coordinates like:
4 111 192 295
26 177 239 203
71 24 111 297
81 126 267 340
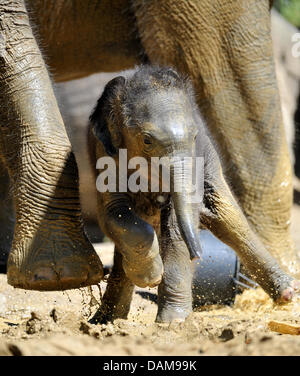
88 65 299 323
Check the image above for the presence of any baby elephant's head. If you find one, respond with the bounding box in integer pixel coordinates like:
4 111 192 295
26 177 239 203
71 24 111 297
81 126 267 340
90 65 202 159
90 65 204 260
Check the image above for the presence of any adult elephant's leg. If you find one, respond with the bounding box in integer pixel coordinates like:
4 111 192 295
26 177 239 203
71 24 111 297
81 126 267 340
156 203 193 323
0 161 15 273
90 248 135 324
201 141 300 302
0 0 103 290
134 0 298 275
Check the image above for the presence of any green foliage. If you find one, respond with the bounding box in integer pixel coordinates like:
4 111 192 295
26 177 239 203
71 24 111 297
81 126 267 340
274 0 300 27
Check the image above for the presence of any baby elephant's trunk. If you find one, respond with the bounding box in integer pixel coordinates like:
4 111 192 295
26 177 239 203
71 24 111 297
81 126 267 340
170 157 202 260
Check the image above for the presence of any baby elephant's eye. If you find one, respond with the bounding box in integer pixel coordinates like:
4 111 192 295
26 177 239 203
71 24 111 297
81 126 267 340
143 136 152 145
142 134 154 151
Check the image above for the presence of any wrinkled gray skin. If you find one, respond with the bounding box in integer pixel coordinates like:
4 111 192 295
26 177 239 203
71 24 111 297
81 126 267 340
1 0 299 322
89 66 297 323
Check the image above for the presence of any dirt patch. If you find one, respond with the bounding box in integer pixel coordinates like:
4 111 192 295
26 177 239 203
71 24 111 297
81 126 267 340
1 207 300 356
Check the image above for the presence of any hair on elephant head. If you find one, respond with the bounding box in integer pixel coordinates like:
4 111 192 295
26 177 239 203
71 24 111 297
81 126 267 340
89 65 202 160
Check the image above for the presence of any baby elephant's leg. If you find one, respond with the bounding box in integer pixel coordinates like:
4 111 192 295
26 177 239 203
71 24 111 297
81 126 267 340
90 247 134 323
156 203 193 323
202 148 299 302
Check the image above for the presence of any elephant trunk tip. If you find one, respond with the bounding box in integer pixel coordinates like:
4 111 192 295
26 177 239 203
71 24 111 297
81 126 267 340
189 248 202 262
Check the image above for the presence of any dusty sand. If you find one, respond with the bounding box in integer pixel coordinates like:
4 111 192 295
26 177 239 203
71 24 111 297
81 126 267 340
0 207 300 356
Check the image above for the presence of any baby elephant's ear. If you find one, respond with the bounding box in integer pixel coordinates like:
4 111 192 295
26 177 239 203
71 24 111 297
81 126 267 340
89 76 125 156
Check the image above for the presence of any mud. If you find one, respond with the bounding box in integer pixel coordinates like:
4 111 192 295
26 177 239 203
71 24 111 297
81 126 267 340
0 209 300 356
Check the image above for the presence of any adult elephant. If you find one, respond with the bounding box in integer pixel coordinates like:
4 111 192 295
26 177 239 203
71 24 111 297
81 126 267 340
0 0 298 291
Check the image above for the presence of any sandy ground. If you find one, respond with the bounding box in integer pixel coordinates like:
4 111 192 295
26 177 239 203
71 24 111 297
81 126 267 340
0 207 300 356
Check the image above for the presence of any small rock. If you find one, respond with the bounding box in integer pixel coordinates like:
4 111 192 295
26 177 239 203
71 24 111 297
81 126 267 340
26 320 37 335
30 312 41 321
25 312 42 334
8 344 22 356
79 321 92 335
219 328 234 342
105 323 115 336
245 333 252 344
260 335 272 343
79 321 102 339
50 309 58 323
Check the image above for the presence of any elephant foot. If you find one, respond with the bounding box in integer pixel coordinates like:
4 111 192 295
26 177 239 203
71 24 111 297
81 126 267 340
89 297 132 325
89 310 114 325
156 281 192 324
90 249 135 324
155 306 191 323
275 280 300 304
255 264 300 303
122 252 163 288
5 147 103 290
7 220 103 291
